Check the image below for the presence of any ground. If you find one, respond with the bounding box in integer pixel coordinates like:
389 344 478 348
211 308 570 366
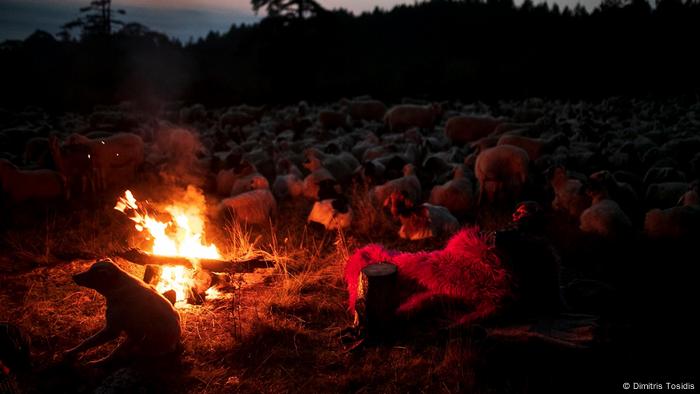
0 180 619 394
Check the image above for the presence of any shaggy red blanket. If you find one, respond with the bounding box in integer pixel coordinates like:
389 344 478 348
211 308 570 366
345 227 512 325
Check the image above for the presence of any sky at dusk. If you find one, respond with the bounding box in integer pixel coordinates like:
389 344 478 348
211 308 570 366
0 0 601 42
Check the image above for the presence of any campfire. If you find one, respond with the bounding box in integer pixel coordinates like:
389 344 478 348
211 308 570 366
114 187 224 306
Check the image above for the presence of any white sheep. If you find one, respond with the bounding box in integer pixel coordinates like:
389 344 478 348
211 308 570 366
474 145 530 205
303 148 358 186
579 188 633 240
549 166 591 220
369 163 422 206
444 115 502 145
219 188 277 225
645 182 689 209
428 165 475 218
303 167 336 200
343 99 387 122
215 161 258 197
384 104 441 132
644 187 700 239
307 198 353 230
0 159 67 203
385 192 459 240
272 158 304 200
66 132 144 191
318 110 347 130
231 174 269 196
497 133 567 161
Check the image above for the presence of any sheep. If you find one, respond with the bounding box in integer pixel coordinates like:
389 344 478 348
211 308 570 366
231 174 269 196
303 166 336 200
645 182 689 209
644 188 700 240
444 115 502 145
215 161 257 197
386 192 460 240
588 170 641 223
179 104 207 124
308 197 352 231
318 110 347 130
642 167 686 186
497 132 568 161
579 185 633 240
303 148 359 186
369 163 422 206
66 132 144 191
343 99 387 122
219 188 277 225
384 104 442 132
474 145 530 205
549 166 591 220
219 106 263 128
49 136 93 195
428 165 475 218
0 159 66 203
23 136 50 166
272 158 304 200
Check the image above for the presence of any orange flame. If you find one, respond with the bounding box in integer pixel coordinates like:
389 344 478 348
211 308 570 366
115 187 221 304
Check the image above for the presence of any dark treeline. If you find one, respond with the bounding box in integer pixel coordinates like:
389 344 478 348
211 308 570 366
2 0 700 110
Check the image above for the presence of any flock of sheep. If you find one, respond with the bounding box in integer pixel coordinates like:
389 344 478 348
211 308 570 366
1 97 699 246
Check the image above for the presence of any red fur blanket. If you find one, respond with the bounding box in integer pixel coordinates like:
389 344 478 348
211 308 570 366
345 227 512 325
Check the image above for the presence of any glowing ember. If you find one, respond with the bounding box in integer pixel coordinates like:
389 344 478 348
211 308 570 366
115 187 221 304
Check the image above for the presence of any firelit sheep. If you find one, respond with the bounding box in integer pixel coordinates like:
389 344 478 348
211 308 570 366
474 145 530 205
588 170 641 223
444 115 502 145
303 148 359 186
215 160 257 197
273 174 304 200
497 133 568 162
308 197 352 231
318 110 347 130
644 188 700 240
67 132 144 191
219 188 277 225
345 227 509 325
369 164 422 206
272 158 304 200
49 136 93 195
549 166 591 220
384 104 442 132
385 192 460 241
579 185 633 240
428 165 475 218
0 159 67 203
303 167 336 200
645 182 689 209
231 174 269 196
344 99 387 122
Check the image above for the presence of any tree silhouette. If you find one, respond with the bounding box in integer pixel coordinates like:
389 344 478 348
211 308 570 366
251 0 326 19
60 0 125 39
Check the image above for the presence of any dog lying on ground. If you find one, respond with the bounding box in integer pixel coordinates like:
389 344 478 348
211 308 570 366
64 259 181 366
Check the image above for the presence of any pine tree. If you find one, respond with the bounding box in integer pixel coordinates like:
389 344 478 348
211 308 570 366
251 0 326 19
60 0 125 40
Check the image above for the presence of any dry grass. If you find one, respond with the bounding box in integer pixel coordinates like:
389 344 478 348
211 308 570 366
0 183 580 394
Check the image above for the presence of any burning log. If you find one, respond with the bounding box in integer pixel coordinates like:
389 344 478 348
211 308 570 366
116 248 273 273
356 262 399 341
